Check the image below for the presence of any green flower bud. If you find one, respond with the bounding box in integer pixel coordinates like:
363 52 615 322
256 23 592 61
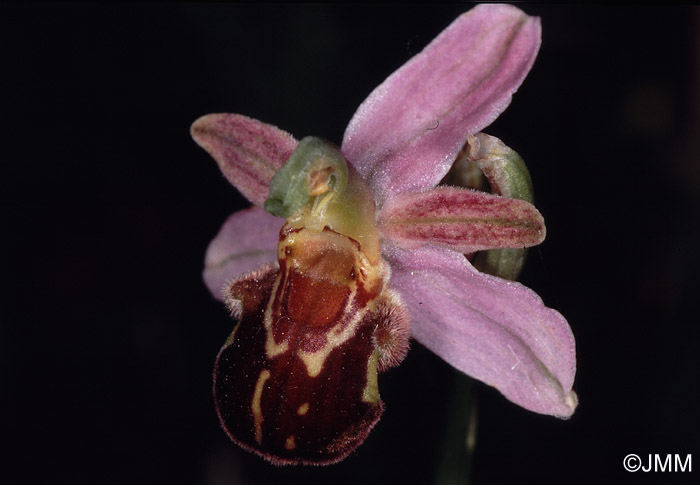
446 133 538 281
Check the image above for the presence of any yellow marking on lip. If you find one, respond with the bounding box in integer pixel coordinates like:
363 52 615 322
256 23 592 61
221 321 241 348
297 402 309 416
252 369 271 445
297 287 367 377
284 435 296 450
362 350 380 404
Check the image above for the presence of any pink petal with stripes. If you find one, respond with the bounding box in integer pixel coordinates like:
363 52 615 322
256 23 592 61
192 113 298 206
377 186 545 253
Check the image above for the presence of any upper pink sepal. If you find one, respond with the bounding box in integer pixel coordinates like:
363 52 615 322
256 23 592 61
376 186 545 253
191 114 298 206
384 244 577 418
341 4 541 203
203 206 282 300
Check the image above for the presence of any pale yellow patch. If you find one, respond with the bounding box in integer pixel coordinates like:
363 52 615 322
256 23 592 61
362 350 380 404
297 402 309 416
308 166 333 196
284 435 296 450
252 369 271 445
296 288 366 378
305 191 335 233
221 321 240 348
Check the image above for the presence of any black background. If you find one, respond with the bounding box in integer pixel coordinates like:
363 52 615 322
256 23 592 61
3 4 699 485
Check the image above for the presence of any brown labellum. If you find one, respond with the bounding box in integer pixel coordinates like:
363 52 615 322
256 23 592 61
213 225 409 465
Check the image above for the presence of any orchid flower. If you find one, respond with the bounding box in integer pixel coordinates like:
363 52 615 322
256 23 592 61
192 4 577 466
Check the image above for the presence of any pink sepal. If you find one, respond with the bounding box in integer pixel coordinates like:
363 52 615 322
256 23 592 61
342 4 541 204
384 244 577 418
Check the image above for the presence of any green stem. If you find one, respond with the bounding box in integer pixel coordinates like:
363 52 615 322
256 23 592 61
434 372 477 485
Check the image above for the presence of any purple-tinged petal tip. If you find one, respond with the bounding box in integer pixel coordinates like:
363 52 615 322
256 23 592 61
342 4 541 203
385 244 577 418
191 113 298 206
203 206 281 300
